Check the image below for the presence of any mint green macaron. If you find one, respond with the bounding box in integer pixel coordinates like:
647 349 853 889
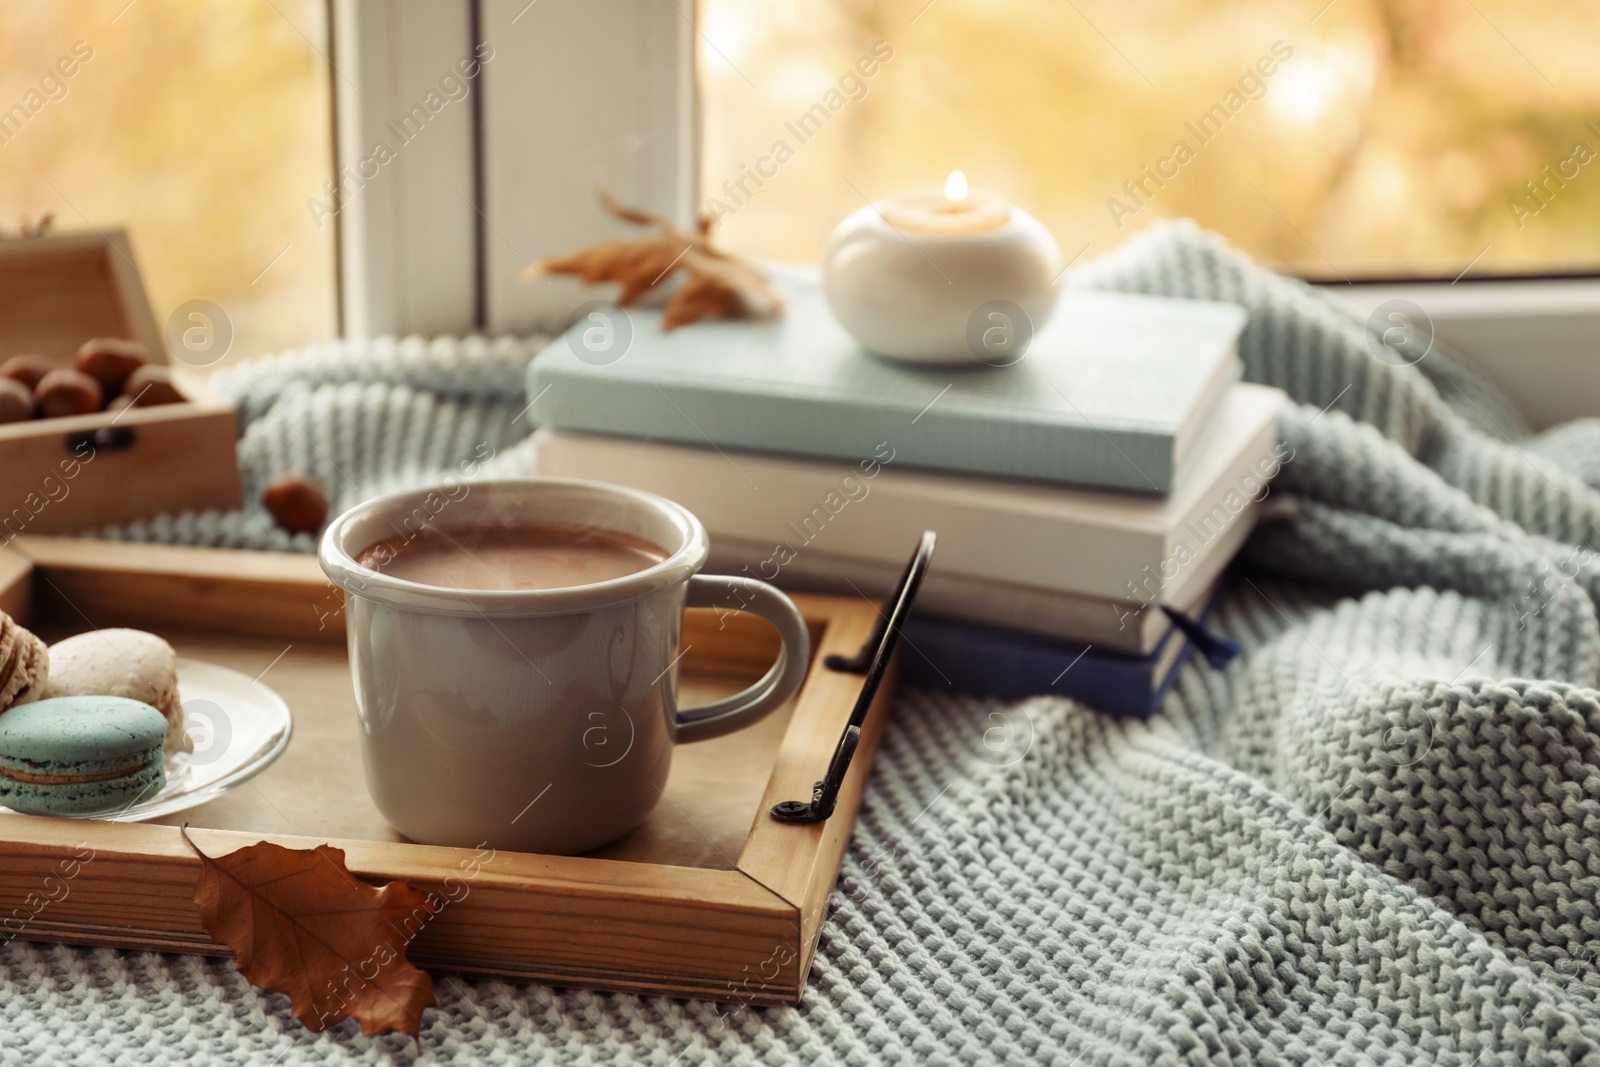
0 696 168 816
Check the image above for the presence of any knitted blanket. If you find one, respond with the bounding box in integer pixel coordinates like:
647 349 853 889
7 223 1600 1065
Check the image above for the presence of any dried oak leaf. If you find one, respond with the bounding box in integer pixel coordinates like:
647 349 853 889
183 827 438 1036
520 191 783 330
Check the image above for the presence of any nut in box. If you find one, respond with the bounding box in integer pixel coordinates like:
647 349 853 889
0 229 241 537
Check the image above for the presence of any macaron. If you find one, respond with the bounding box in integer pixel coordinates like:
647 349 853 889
43 628 186 757
0 612 49 712
0 696 167 815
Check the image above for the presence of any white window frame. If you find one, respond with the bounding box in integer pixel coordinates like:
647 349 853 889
331 0 1598 429
1329 279 1600 431
331 0 693 340
330 0 480 339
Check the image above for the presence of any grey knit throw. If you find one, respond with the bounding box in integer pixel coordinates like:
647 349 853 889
7 223 1600 1065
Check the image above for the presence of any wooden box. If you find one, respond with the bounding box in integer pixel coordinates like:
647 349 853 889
0 231 242 535
0 538 895 1005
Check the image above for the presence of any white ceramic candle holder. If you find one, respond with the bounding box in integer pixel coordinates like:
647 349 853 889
822 176 1062 366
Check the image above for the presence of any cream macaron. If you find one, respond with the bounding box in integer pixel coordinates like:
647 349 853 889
42 629 186 755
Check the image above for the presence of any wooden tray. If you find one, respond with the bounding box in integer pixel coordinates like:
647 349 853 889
0 537 895 1005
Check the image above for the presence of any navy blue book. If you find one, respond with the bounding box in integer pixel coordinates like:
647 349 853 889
899 581 1235 718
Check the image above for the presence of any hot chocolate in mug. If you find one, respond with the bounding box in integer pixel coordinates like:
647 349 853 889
319 478 810 853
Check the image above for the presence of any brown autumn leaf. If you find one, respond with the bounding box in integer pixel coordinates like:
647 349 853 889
520 191 783 330
182 827 438 1036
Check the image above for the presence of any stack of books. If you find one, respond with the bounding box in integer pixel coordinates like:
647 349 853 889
529 275 1284 717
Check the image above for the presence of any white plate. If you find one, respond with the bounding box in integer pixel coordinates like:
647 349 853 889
0 658 293 822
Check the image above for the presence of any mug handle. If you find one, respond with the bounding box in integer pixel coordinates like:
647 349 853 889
674 574 812 743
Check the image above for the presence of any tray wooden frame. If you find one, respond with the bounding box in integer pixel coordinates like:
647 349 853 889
0 537 895 1005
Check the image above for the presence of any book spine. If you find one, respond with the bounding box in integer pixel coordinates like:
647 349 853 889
899 618 1163 718
526 364 1176 493
531 427 1169 610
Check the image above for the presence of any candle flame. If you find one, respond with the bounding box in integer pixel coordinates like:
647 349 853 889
944 170 968 203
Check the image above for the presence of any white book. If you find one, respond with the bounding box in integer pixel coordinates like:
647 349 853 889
533 382 1285 654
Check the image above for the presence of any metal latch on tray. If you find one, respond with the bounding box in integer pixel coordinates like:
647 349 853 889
66 425 137 455
770 530 935 824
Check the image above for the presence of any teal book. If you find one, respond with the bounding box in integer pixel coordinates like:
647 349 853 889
527 273 1245 493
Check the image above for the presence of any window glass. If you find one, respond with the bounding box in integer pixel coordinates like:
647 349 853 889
699 0 1600 279
0 0 335 367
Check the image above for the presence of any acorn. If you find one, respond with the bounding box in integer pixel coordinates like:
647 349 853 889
0 354 54 392
262 475 330 535
75 338 150 395
34 369 103 419
123 364 186 407
0 378 33 424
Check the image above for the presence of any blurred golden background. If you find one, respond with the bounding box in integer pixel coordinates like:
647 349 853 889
0 0 333 367
700 0 1600 279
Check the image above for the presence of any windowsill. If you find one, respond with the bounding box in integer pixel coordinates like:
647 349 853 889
1324 277 1600 431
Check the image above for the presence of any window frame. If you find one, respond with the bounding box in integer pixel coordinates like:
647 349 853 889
1329 278 1600 430
330 1 1599 428
330 0 695 340
329 0 481 339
